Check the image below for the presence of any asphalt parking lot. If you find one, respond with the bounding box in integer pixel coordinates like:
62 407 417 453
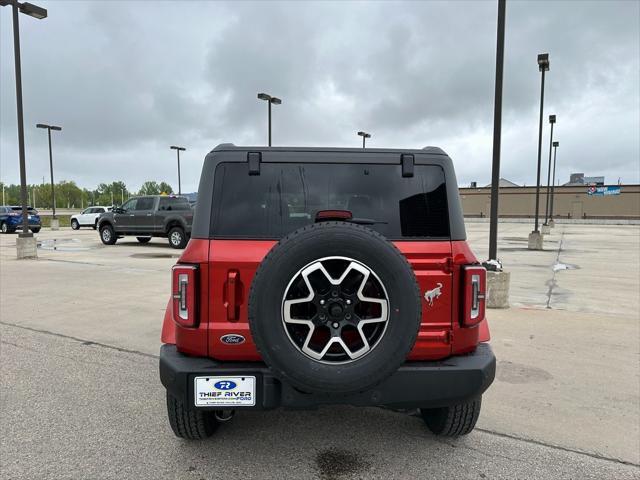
1 223 639 479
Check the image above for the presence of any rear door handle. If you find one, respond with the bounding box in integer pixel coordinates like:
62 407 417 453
226 270 240 321
146 213 153 216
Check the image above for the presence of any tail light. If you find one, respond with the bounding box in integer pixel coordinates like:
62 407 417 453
172 264 198 327
462 265 486 327
315 210 353 221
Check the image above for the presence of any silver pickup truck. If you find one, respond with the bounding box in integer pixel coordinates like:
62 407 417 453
97 195 193 249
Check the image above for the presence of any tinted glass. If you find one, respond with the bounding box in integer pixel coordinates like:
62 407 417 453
158 197 191 211
96 208 105 213
121 199 137 211
82 208 92 214
135 198 155 210
12 206 37 213
211 163 449 239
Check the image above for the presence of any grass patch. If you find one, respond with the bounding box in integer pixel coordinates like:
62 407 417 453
39 215 72 227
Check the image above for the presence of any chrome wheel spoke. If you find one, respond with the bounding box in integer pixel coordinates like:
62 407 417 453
282 256 389 364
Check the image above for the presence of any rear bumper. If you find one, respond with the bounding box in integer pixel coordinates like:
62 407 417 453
159 343 496 410
7 219 40 227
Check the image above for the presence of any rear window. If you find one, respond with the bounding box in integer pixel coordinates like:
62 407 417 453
159 197 191 211
210 162 449 239
12 206 38 214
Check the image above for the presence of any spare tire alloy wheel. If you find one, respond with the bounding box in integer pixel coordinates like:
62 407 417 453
249 222 421 394
283 257 389 363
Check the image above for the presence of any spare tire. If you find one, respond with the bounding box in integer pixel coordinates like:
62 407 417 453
248 222 421 394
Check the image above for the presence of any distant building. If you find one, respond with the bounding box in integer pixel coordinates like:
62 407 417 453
564 173 605 186
483 178 520 188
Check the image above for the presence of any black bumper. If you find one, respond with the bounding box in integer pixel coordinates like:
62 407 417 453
159 343 496 410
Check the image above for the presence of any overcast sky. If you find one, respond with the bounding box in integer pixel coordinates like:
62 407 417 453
1 0 639 192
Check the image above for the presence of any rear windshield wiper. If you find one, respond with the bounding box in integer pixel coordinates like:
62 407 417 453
345 218 388 225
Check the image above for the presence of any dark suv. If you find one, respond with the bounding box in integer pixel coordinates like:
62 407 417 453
159 145 495 439
98 195 193 248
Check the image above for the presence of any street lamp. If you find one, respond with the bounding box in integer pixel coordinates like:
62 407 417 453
36 123 62 225
1 0 47 251
257 93 282 146
487 0 506 266
531 53 549 240
357 131 371 148
543 114 556 226
549 141 559 224
170 146 186 195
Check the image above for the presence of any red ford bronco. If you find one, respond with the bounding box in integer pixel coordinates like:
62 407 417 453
159 145 495 439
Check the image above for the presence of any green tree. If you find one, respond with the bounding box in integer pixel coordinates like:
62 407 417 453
158 182 173 195
138 181 161 196
56 181 83 209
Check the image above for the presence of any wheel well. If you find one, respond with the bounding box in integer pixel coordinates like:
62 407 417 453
99 221 113 230
165 220 184 234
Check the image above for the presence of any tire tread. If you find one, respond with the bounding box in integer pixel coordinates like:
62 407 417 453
421 397 482 437
166 392 218 440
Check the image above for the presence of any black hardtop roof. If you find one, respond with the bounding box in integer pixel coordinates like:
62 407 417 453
211 143 448 156
192 143 466 241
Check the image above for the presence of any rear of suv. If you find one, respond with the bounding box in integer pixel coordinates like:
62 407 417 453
159 145 495 439
0 206 41 234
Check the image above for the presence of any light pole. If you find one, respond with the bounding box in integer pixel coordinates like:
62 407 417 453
357 131 371 148
549 141 559 224
1 0 47 252
257 93 282 146
487 0 506 266
36 123 62 224
170 146 186 195
529 53 549 249
543 114 556 227
532 53 549 233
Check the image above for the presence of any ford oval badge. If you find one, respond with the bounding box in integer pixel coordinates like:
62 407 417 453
220 334 246 345
214 380 237 390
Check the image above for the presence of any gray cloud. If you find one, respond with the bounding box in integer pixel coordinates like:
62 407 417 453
1 0 638 193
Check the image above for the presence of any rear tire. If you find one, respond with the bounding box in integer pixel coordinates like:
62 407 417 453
136 237 152 244
100 224 117 245
93 220 98 230
31 227 41 233
168 226 187 249
71 219 80 230
166 392 219 440
420 397 482 437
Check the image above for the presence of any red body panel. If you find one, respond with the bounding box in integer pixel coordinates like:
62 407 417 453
161 238 491 361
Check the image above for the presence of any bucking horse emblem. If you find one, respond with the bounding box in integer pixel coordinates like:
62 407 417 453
424 283 443 306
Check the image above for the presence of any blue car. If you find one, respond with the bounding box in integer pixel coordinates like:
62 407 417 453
0 205 41 234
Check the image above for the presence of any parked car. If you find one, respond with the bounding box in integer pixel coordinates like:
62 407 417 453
97 195 193 249
159 144 495 440
70 206 112 230
0 205 41 234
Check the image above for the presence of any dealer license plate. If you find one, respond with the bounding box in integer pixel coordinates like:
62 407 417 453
194 376 256 407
